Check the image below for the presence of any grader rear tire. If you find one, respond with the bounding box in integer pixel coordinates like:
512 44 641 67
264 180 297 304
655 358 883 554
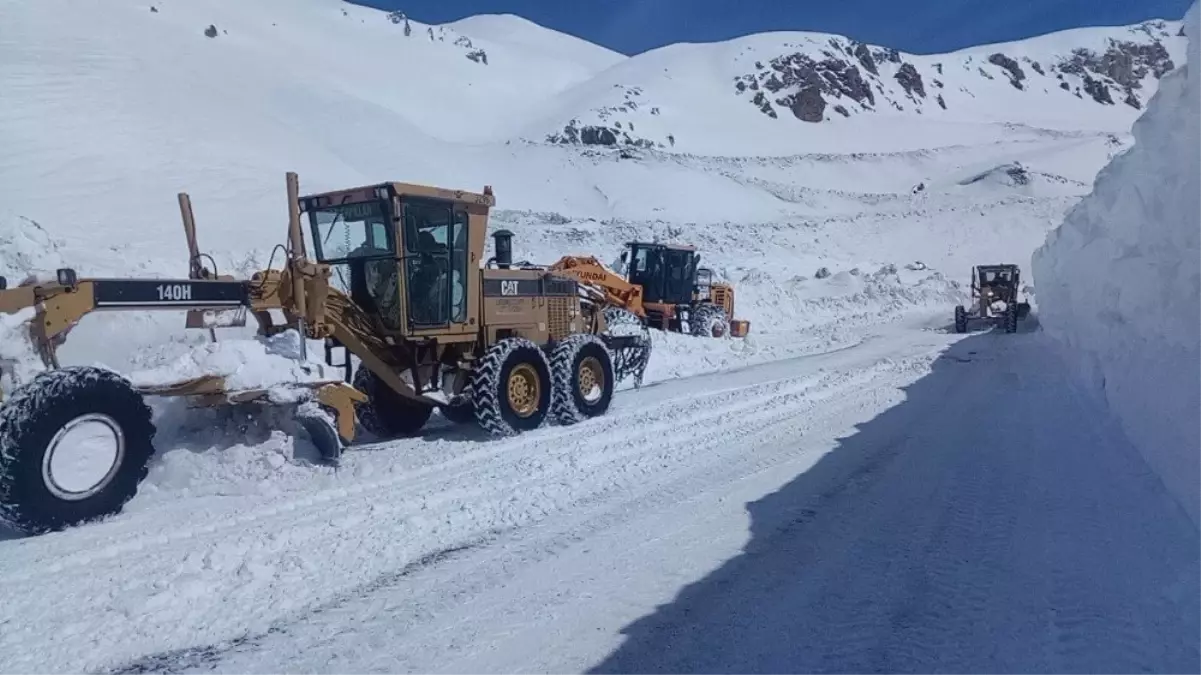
550 334 615 425
468 338 552 437
0 366 157 535
351 366 433 439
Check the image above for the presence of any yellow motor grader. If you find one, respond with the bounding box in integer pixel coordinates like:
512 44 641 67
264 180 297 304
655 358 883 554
0 173 651 536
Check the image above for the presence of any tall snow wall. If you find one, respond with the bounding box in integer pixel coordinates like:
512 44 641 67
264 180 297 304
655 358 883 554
1032 1 1201 527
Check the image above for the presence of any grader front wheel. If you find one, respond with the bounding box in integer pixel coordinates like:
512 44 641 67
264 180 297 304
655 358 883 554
550 334 615 425
0 366 158 535
351 366 433 439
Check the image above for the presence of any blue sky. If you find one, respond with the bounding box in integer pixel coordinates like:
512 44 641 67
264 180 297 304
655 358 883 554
349 0 1190 55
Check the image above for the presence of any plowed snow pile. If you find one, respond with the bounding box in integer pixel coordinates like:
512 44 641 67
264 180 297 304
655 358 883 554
127 329 332 394
1032 0 1200 525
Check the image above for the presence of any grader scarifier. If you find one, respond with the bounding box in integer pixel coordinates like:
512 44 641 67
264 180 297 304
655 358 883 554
0 173 651 535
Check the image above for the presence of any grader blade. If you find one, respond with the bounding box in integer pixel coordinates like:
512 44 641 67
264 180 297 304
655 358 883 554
133 375 366 465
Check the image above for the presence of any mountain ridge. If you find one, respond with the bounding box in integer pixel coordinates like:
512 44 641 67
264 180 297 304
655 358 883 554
524 16 1184 153
0 0 1186 256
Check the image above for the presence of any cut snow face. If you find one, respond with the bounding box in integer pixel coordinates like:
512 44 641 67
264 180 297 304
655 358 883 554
1033 0 1201 526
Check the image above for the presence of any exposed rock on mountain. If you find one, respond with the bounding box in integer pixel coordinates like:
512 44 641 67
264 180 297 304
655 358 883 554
723 19 1181 123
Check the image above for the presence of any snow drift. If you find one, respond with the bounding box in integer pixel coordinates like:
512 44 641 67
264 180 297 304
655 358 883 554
1032 1 1200 526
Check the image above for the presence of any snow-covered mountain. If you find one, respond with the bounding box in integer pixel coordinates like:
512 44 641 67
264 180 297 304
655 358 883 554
0 0 1187 374
536 18 1185 154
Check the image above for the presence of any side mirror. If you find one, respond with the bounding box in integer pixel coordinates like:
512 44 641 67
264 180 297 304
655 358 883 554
0 276 6 291
56 268 78 288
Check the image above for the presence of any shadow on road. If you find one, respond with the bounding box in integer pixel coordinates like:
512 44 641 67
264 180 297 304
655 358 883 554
588 330 1199 674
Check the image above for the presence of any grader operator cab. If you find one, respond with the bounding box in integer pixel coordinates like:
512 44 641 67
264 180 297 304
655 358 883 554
953 263 1031 334
0 173 650 536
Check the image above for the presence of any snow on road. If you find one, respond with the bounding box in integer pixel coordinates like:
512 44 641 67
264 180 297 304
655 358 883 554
1 317 1195 674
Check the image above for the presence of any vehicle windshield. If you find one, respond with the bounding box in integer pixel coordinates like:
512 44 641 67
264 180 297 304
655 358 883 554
628 245 697 305
980 268 1012 285
307 199 402 329
308 200 394 263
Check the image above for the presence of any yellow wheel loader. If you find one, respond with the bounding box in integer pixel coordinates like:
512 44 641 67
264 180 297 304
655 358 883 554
549 242 750 339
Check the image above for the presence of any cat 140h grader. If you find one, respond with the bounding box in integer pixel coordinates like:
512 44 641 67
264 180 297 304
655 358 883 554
548 241 751 339
0 173 651 536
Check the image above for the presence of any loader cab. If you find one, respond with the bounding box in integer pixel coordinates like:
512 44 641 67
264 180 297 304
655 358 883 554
621 242 699 306
302 182 492 338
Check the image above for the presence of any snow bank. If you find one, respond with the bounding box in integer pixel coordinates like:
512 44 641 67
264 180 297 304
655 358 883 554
1032 0 1200 526
0 212 66 281
629 270 963 384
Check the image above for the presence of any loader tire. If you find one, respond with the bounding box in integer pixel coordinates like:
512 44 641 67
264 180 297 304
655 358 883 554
0 366 157 535
468 338 552 437
352 366 432 438
1004 304 1018 334
954 305 968 334
690 304 728 338
550 334 615 425
602 306 645 335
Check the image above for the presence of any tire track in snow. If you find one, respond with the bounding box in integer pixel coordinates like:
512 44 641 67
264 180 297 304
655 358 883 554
1033 362 1195 673
0 346 932 674
0 365 823 583
111 353 932 675
103 537 492 675
777 356 967 674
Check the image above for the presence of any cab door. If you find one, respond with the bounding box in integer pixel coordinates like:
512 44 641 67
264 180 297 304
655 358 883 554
399 197 471 338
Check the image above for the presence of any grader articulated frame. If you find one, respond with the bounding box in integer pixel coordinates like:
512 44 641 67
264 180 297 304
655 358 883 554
0 172 650 536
